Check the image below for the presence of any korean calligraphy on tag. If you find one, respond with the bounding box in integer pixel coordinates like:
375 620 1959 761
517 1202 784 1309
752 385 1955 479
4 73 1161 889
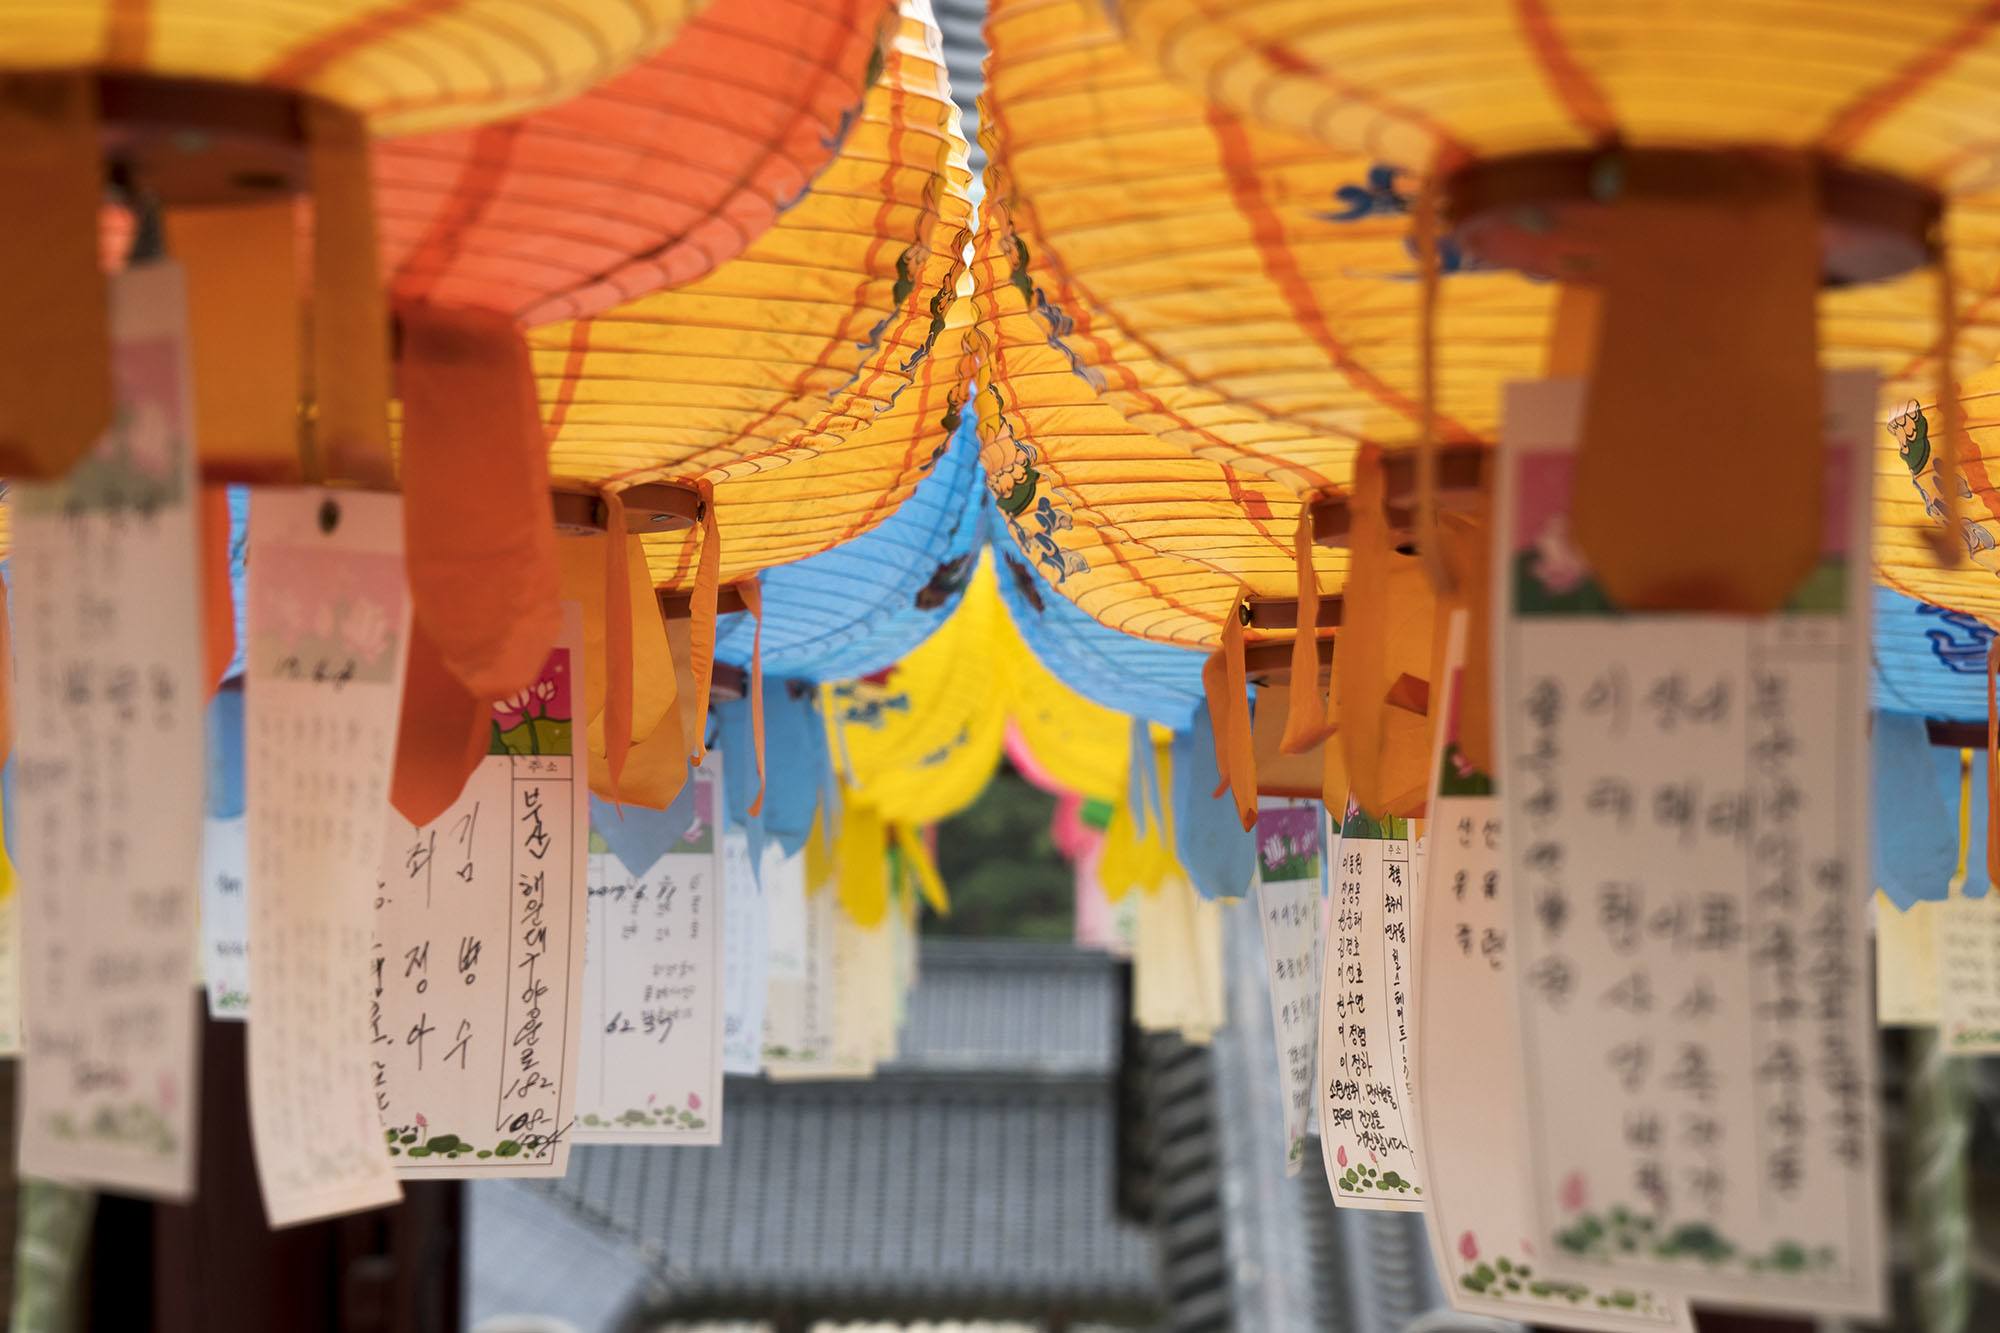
722 829 774 1076
763 852 837 1076
1416 610 1692 1331
1316 796 1425 1211
1494 374 1884 1316
373 607 587 1176
245 488 409 1226
1253 798 1325 1176
1935 892 2000 1051
576 760 723 1142
13 264 204 1198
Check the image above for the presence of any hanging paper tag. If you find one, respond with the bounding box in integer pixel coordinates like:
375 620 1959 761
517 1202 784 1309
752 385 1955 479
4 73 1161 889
1133 880 1226 1043
829 898 900 1076
1415 609 1693 1331
246 487 410 1227
1934 892 2000 1051
13 263 205 1199
762 852 838 1076
371 605 587 1176
201 684 251 1020
200 815 251 1020
722 828 772 1076
1494 373 1883 1316
575 760 724 1142
1252 798 1326 1177
1316 797 1426 1211
1876 893 1942 1027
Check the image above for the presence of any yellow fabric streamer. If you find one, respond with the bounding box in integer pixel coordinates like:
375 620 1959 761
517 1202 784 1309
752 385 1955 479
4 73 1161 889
892 823 949 916
836 799 889 927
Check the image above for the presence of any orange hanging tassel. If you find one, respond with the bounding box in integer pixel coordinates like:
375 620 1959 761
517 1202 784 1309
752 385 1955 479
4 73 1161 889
1282 506 1338 754
739 580 767 817
0 73 110 479
602 491 633 790
391 619 490 827
1221 594 1257 829
200 485 236 696
1202 650 1233 800
687 482 723 764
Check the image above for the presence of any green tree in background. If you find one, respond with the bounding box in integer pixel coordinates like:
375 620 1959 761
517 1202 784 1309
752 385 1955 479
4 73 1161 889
928 762 1072 939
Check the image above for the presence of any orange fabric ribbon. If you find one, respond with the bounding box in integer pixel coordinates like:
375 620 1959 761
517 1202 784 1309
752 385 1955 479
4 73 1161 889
0 73 110 479
1200 592 1258 830
688 481 723 763
200 485 235 696
602 490 633 791
305 99 394 489
398 304 562 702
167 201 300 481
391 619 490 827
739 579 767 817
1282 506 1338 754
1570 152 1822 612
1339 448 1435 818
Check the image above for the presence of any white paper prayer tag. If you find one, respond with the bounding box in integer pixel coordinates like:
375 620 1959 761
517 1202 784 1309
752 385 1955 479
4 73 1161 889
722 830 773 1076
13 263 205 1199
200 816 250 1020
1875 892 1940 1028
246 487 409 1227
1253 798 1325 1176
576 761 725 1142
1316 798 1425 1211
829 898 897 1075
1935 892 2000 1051
373 606 588 1176
762 855 837 1076
1493 373 1884 1317
1416 610 1693 1332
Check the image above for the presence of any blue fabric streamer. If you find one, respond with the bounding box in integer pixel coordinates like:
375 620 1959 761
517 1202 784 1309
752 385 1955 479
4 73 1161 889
1171 704 1252 900
590 789 696 878
1875 713 1958 908
206 685 246 819
1127 715 1162 840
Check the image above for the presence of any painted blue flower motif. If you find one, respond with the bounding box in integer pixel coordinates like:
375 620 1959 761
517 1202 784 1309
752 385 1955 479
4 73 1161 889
1317 165 1406 222
1313 163 1491 274
1918 602 1997 674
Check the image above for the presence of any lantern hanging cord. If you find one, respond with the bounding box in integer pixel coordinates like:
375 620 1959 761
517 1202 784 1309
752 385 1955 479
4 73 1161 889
1413 170 1455 598
1935 238 1968 568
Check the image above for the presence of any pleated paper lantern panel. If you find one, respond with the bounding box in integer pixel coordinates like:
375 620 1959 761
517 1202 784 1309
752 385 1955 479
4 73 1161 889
0 0 704 133
711 412 986 682
627 289 973 594
981 0 1553 493
1109 0 2000 183
1098 0 2000 622
995 538 1207 732
376 0 900 324
529 22 971 493
970 220 1347 649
